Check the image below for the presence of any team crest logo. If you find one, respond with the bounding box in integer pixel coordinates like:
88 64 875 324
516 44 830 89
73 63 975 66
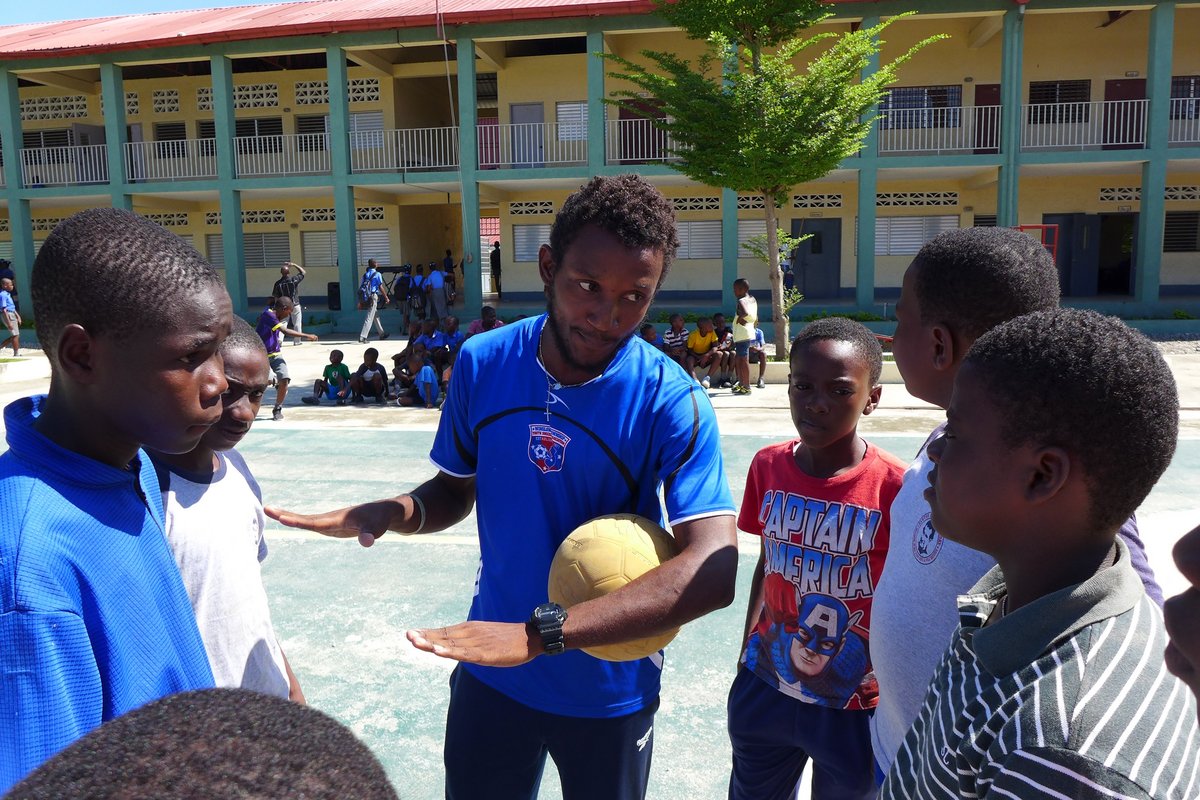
912 513 943 565
528 424 570 474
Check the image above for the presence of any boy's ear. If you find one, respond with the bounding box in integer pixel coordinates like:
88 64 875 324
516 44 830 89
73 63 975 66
1024 445 1071 505
862 384 883 416
56 324 102 384
537 244 557 288
929 323 957 373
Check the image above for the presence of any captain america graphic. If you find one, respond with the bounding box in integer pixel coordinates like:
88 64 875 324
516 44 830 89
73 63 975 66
743 574 875 709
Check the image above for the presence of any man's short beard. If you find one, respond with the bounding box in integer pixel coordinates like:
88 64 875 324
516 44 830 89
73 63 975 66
544 282 633 378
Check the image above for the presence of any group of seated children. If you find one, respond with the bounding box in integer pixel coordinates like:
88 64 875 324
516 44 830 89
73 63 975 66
641 312 766 390
302 314 474 409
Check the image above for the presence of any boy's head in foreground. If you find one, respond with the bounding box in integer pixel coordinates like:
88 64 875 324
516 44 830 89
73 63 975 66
926 309 1177 561
893 227 1059 409
788 317 883 453
5 689 397 800
201 317 269 454
31 208 232 461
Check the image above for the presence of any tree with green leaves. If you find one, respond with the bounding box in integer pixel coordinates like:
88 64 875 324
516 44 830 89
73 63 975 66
606 0 944 356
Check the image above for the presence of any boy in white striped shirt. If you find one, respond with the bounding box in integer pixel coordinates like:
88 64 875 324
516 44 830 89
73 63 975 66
881 309 1199 800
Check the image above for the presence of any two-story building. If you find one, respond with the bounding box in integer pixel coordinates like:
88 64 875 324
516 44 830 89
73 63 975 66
0 0 1196 324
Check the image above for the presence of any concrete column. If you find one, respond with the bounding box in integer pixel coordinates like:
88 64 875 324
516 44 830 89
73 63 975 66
856 15 881 309
328 46 359 314
1135 0 1175 304
457 36 483 314
99 63 131 210
210 55 247 312
587 30 606 175
0 70 35 288
997 7 1025 227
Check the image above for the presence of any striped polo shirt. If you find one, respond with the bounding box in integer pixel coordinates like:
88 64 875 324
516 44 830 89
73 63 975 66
882 538 1200 799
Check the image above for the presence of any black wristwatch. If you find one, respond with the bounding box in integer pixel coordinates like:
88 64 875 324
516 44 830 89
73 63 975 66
528 602 568 655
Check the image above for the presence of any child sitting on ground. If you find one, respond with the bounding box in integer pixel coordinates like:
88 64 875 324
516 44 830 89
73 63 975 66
729 317 906 800
640 322 664 349
350 347 388 404
711 312 735 387
0 277 20 356
396 349 439 409
150 318 303 702
0 209 222 791
302 349 351 406
661 312 689 369
686 316 721 389
748 326 767 389
880 309 1198 798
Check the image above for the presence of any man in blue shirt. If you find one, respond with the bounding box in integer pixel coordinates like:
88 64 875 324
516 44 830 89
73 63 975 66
358 258 391 344
267 175 738 800
426 260 448 324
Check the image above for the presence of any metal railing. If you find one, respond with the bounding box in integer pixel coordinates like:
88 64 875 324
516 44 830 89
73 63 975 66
477 122 587 169
877 105 1001 154
1168 97 1200 146
605 118 681 164
234 133 332 177
1021 98 1147 150
124 139 218 182
350 127 459 173
20 143 109 186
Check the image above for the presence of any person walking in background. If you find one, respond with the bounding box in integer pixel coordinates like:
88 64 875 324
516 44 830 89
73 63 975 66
271 261 306 345
490 240 503 300
358 259 391 344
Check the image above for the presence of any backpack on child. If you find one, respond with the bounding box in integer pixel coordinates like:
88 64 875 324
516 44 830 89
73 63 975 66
359 270 376 305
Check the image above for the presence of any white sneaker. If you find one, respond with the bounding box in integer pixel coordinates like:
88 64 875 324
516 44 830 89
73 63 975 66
701 377 711 389
756 378 765 389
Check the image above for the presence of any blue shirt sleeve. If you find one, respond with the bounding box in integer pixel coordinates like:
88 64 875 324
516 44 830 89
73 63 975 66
650 384 736 525
430 341 478 477
0 610 103 793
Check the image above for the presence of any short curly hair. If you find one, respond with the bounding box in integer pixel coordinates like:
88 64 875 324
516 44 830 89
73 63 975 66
549 174 679 283
790 316 884 385
32 209 223 366
912 227 1060 345
223 316 267 358
965 309 1178 534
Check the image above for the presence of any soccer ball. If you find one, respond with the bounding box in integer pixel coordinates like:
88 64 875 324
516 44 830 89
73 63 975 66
548 514 681 662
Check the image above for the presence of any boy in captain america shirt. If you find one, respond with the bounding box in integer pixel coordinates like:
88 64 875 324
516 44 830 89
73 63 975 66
728 317 905 800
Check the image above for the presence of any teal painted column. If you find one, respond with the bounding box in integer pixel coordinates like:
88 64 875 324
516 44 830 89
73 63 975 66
855 15 881 310
997 8 1025 227
457 36 483 315
0 70 34 290
586 30 606 175
211 55 247 313
721 188 739 312
1135 0 1174 305
99 63 131 211
327 46 359 315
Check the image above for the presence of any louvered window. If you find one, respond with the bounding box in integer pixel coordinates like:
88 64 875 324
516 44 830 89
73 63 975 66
874 215 958 256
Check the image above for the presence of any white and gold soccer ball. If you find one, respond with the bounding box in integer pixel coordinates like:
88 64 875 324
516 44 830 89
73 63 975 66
548 514 680 662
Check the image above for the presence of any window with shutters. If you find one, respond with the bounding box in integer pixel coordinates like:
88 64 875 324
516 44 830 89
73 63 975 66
556 102 587 142
301 229 391 267
874 215 958 256
351 111 385 150
1164 211 1200 253
197 119 217 157
22 129 73 164
973 215 998 228
676 220 722 259
296 115 329 153
513 224 551 262
880 85 963 129
1171 76 1200 120
154 122 188 159
0 242 11 261
235 117 284 154
206 231 291 269
1028 80 1090 125
736 219 767 253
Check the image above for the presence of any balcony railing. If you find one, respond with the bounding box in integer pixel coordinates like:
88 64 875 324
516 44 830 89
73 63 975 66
125 139 218 182
20 143 108 186
1021 99 1147 150
350 127 459 173
234 133 332 177
605 118 681 164
477 122 587 169
877 106 1001 155
1169 98 1200 146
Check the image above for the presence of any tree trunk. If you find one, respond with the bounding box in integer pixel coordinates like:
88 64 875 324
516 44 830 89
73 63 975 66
763 192 788 359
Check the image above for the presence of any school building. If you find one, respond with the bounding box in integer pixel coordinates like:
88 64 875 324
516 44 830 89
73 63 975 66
0 0 1197 323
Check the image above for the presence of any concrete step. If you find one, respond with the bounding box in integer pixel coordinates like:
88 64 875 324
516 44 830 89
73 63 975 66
0 353 51 383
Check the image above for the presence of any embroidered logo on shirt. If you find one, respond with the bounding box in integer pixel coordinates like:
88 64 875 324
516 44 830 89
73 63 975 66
528 424 570 474
912 513 943 565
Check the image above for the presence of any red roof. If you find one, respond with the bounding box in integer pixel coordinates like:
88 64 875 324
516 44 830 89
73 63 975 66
0 0 878 60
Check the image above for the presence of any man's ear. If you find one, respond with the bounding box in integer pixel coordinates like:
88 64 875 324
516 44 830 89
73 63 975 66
56 324 101 384
537 244 557 289
929 323 957 373
1025 445 1071 505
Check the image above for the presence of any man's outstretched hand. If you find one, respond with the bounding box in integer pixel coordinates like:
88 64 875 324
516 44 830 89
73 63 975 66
264 500 397 548
407 621 539 667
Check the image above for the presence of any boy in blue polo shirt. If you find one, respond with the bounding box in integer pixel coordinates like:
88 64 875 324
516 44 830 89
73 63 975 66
0 209 223 791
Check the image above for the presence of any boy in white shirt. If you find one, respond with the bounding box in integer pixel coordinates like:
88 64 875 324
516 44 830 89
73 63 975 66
151 317 303 700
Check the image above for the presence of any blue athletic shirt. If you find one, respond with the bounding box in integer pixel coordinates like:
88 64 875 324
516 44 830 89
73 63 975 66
431 315 735 718
0 396 215 792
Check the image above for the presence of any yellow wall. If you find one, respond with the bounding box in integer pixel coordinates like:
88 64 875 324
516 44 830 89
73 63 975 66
497 54 587 126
